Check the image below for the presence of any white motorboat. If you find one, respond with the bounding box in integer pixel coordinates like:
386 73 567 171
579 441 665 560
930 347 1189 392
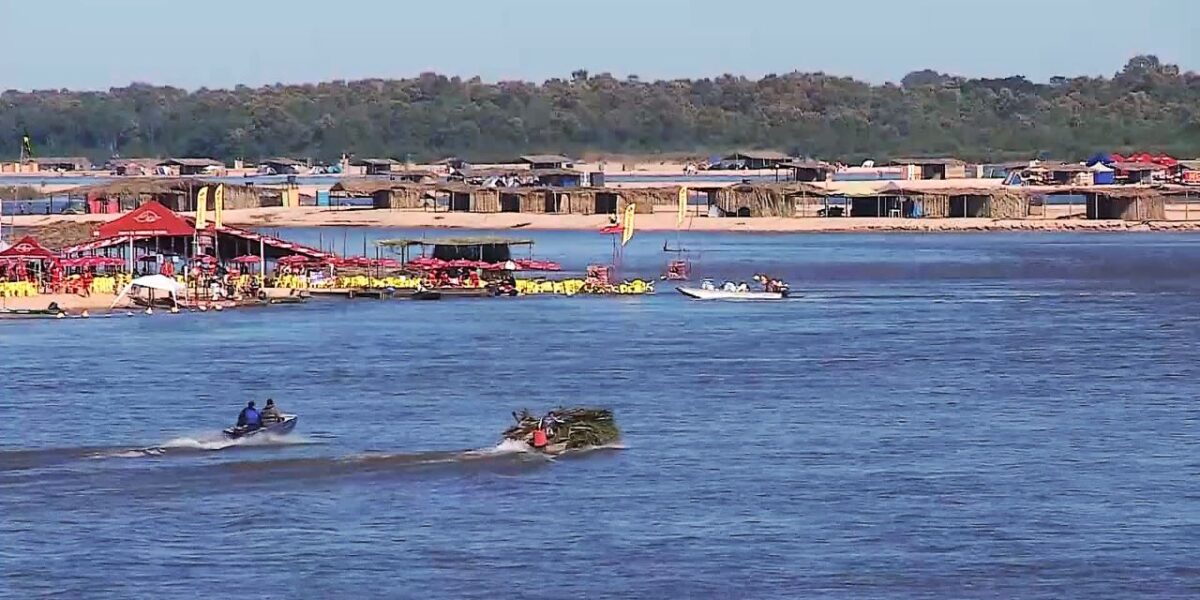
676 286 787 300
223 415 298 440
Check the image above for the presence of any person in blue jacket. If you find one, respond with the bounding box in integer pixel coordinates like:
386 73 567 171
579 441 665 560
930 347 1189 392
237 401 263 431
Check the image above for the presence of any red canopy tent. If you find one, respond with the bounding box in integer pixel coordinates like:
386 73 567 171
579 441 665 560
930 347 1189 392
96 201 195 238
0 236 60 262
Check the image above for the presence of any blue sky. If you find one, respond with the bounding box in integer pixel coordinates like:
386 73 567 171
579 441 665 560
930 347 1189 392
0 0 1194 90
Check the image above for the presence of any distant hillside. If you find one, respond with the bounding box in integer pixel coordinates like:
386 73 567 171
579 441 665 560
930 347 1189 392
2 56 1196 164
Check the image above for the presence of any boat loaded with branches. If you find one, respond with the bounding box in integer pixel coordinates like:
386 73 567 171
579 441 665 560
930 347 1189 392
503 408 620 453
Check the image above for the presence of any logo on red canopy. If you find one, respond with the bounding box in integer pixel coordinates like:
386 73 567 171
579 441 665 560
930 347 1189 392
133 211 162 224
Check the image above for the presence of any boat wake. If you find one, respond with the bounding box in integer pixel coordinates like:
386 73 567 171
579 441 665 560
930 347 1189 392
95 432 316 459
0 439 623 495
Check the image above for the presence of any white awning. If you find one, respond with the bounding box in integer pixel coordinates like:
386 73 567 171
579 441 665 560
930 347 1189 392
130 274 185 295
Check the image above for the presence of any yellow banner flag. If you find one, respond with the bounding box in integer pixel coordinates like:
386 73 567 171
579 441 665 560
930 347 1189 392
214 184 224 228
621 203 636 246
195 186 209 229
677 186 689 226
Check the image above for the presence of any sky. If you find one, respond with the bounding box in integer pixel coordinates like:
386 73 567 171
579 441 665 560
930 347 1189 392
0 0 1195 90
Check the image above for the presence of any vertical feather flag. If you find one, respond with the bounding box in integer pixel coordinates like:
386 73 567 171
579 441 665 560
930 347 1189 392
214 184 224 228
195 187 209 229
677 186 689 226
621 203 636 246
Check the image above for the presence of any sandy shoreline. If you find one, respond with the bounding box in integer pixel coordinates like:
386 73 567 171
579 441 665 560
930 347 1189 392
10 206 1200 234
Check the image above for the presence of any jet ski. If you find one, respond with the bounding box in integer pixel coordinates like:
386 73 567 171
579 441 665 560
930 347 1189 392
223 415 298 440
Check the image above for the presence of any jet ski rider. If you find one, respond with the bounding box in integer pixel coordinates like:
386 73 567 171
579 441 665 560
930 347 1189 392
237 401 263 431
260 398 282 424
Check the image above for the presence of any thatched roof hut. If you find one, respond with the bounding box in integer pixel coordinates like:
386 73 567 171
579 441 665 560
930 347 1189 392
65 178 273 213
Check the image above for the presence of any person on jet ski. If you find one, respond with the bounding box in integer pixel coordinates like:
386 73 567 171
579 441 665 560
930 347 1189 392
260 398 282 424
237 401 263 431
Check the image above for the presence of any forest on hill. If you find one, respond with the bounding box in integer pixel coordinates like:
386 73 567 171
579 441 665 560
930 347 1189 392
1 56 1196 164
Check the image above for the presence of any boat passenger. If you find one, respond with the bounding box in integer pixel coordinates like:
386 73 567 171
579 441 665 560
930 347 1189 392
237 401 263 431
701 279 716 291
722 281 737 292
736 281 750 293
539 411 564 437
260 398 282 424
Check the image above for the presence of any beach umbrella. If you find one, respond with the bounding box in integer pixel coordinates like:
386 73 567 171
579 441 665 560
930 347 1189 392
230 255 262 264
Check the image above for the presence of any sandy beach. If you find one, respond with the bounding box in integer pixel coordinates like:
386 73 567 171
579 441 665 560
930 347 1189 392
12 206 1200 234
1 293 119 313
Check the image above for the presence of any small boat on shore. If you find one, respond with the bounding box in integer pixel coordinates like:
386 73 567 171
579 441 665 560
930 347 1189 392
677 286 787 300
223 415 297 440
0 302 67 318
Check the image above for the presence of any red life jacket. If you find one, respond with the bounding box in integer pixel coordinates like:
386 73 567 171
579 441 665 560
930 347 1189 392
531 429 548 448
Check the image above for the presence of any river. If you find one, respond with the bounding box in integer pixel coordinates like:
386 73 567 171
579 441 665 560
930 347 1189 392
2 231 1199 599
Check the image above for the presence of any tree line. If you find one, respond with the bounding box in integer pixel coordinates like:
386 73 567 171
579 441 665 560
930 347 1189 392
1 56 1196 164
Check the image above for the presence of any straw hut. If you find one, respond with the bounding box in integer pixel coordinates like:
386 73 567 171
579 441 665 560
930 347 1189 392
782 159 835 182
518 154 573 170
66 179 271 213
886 157 969 180
157 158 224 176
879 184 1029 219
1082 187 1170 220
720 151 793 170
709 183 796 217
28 157 93 172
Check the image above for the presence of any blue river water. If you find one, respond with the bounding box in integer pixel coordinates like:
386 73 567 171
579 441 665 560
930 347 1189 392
2 230 1200 599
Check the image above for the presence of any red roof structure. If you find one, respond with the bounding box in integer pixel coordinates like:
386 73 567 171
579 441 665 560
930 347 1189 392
63 201 333 262
96 201 195 238
0 236 60 261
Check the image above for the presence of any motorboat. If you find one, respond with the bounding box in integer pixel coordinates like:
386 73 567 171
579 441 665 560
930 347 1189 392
223 415 297 440
0 302 66 318
677 286 787 300
411 290 443 300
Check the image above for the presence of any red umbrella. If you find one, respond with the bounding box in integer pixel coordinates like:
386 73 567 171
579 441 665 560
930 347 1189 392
408 257 447 269
230 255 262 264
599 224 623 235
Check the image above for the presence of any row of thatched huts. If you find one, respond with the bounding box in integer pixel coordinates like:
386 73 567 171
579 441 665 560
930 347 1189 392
52 176 1196 222
334 178 1194 221
332 179 679 215
60 178 284 214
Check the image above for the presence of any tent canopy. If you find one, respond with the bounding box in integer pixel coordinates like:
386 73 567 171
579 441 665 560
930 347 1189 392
0 236 60 261
130 274 185 295
97 201 195 238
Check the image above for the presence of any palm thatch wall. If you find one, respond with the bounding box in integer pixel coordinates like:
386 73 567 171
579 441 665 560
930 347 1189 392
710 184 795 217
66 179 270 212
